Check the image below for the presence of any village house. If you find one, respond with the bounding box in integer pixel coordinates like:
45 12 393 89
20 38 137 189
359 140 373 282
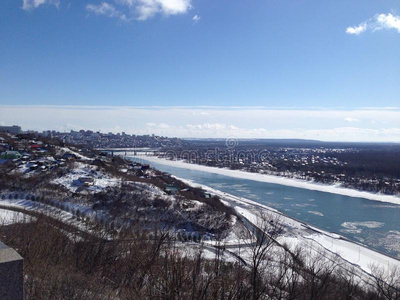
164 184 179 195
61 153 76 160
201 192 212 199
78 176 95 187
0 151 22 160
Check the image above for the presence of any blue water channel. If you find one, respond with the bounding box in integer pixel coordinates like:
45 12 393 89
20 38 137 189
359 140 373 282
130 157 400 257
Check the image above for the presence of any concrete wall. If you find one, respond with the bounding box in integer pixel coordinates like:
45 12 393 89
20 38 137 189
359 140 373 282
0 242 24 300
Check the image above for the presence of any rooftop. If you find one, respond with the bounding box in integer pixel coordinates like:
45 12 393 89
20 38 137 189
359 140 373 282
0 242 23 264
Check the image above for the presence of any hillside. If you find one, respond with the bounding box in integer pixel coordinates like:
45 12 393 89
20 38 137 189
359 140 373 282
1 132 400 299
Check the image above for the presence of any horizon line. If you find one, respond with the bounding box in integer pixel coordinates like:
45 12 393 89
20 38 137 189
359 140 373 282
1 104 400 111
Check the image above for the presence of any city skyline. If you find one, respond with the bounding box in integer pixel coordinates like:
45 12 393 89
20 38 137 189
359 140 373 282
1 105 400 142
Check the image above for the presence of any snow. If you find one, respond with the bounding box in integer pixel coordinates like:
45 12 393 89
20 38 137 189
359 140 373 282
4 151 400 284
303 233 400 275
58 147 91 161
340 221 384 234
141 160 400 282
234 198 399 281
135 155 400 205
170 242 239 263
236 198 400 274
51 161 120 193
0 193 95 234
14 155 59 175
0 209 29 225
308 210 324 217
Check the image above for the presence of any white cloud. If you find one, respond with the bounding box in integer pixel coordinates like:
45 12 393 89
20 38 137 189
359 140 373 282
346 13 400 35
186 123 230 130
346 23 367 35
193 14 200 23
1 106 400 142
158 0 191 15
87 0 192 21
22 0 60 10
375 13 400 33
344 117 360 122
86 2 127 21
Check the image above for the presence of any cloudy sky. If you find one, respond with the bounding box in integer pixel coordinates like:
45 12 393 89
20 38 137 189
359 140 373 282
0 1 399 141
1 106 400 142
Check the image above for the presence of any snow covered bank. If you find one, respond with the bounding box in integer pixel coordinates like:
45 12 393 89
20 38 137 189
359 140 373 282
161 173 400 280
133 155 400 205
0 194 94 234
0 209 29 225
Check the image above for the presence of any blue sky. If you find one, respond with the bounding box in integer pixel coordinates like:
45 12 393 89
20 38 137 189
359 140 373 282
1 0 399 107
0 1 400 140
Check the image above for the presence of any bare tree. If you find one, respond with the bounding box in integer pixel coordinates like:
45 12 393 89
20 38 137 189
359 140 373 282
371 265 400 300
240 210 282 300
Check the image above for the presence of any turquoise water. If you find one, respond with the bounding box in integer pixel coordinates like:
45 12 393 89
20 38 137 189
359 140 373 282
131 157 400 257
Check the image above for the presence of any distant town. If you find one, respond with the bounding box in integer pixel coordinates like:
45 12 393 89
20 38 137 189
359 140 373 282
154 140 400 196
2 124 400 195
0 125 185 149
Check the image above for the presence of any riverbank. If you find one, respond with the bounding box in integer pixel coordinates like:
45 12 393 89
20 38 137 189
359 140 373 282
167 172 400 284
132 154 400 206
126 153 400 286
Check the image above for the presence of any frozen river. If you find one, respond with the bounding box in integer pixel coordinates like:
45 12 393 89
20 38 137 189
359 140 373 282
130 156 400 258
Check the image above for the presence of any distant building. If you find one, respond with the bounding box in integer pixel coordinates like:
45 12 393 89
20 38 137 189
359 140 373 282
0 242 24 300
0 151 22 160
141 164 150 170
201 192 212 199
61 153 76 160
78 176 95 186
165 184 179 195
0 125 21 135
